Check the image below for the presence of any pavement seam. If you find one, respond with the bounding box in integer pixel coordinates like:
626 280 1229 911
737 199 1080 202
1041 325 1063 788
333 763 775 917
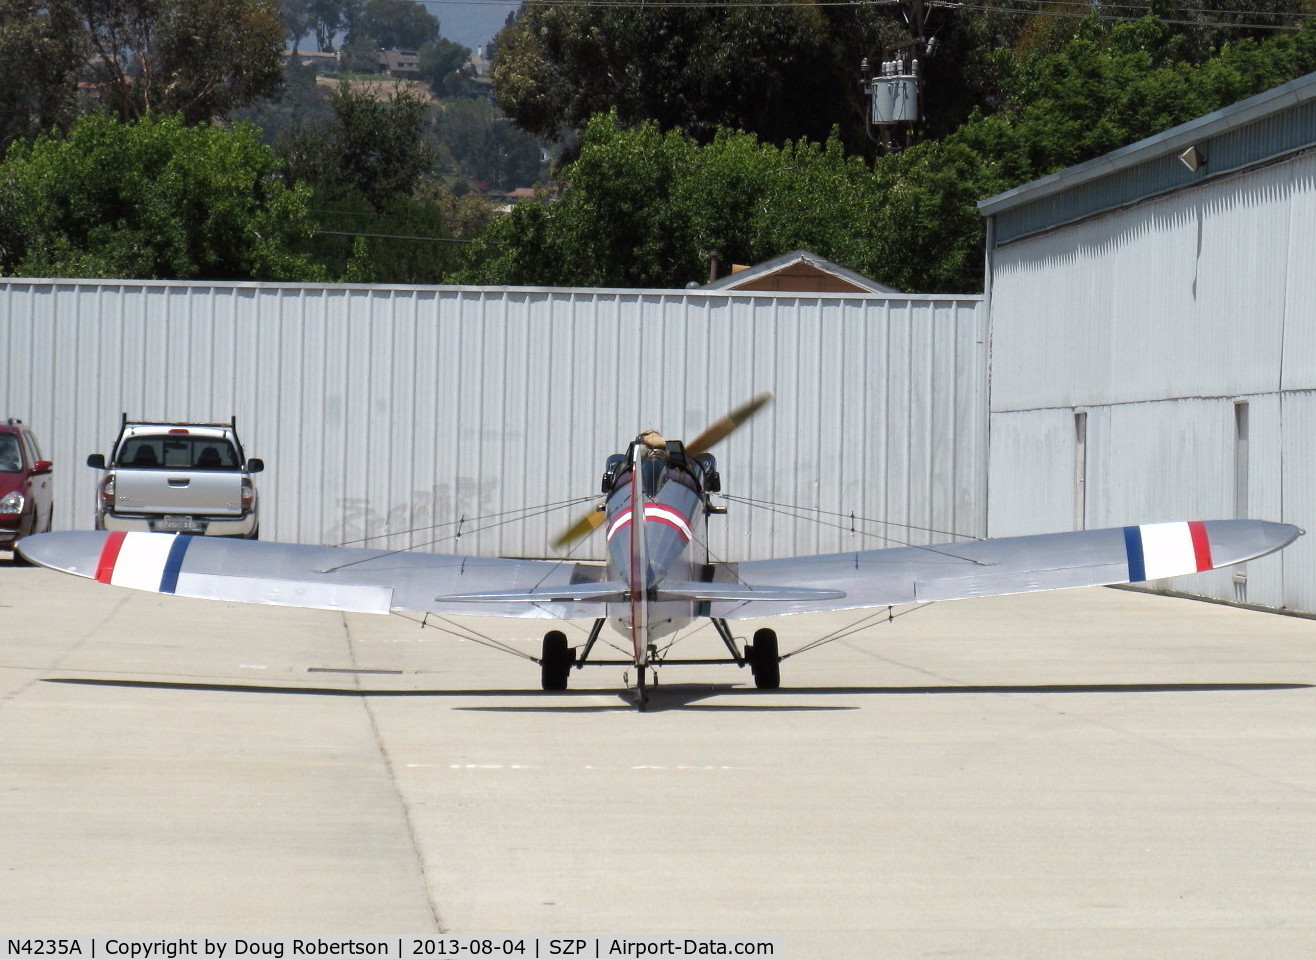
1 591 133 707
342 612 450 934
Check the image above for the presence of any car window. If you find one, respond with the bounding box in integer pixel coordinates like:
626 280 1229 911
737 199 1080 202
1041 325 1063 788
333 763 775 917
0 434 20 472
120 435 239 469
21 431 41 464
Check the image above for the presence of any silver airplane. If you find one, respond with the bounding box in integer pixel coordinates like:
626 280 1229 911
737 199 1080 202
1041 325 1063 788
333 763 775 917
17 395 1303 708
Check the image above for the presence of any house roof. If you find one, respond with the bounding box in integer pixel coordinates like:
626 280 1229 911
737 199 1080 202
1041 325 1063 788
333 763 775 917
702 250 899 294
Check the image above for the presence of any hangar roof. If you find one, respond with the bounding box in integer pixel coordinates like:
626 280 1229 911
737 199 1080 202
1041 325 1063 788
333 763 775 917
979 71 1316 245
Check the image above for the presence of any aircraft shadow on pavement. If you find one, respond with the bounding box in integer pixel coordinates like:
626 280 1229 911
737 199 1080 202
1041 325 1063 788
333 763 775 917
42 677 1311 713
43 677 847 713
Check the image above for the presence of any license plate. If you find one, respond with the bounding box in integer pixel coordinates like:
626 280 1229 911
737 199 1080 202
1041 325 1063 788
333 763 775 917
157 516 203 533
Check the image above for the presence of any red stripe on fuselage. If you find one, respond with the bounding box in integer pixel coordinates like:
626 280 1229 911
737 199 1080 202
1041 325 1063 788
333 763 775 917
95 531 127 583
648 515 688 541
607 505 691 543
1188 520 1213 571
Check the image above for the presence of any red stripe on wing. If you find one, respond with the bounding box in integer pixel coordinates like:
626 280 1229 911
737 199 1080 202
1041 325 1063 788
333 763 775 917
1188 520 1214 571
95 531 127 583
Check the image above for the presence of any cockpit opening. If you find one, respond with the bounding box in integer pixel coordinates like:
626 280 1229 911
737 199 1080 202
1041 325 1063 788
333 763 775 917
600 439 718 497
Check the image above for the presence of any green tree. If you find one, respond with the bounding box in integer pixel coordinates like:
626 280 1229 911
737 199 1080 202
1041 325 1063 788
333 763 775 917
438 98 544 190
0 113 322 280
233 55 336 146
304 182 491 283
337 34 382 73
870 15 1316 291
304 0 362 52
0 0 85 151
455 114 884 287
490 0 842 147
272 82 490 282
76 0 285 124
456 17 1316 294
279 83 438 210
951 16 1316 189
1 0 285 149
354 0 438 50
280 0 314 53
417 36 472 98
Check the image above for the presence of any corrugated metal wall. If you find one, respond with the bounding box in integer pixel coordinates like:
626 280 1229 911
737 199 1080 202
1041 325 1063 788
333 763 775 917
0 282 986 562
987 151 1316 611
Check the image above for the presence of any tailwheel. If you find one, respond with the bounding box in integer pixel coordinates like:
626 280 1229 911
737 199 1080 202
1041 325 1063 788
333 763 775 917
745 628 780 689
540 630 574 691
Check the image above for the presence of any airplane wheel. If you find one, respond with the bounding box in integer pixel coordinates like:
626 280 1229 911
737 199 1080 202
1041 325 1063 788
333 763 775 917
541 630 574 691
746 628 780 690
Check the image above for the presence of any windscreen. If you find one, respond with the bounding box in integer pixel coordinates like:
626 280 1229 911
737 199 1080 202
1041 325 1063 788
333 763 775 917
118 435 240 469
0 434 20 472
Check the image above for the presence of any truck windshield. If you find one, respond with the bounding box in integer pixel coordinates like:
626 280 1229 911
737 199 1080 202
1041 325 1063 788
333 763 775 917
119 435 239 469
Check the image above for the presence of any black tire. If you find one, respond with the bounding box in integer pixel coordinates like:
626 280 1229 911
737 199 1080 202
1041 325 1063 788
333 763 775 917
746 628 780 689
541 630 574 691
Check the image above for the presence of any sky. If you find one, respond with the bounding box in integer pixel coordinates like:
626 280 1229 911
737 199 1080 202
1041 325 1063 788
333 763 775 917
422 0 516 52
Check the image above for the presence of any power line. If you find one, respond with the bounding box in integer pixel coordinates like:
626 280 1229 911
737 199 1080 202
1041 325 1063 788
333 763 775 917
422 0 1313 16
414 0 1316 34
931 0 1314 30
311 207 496 227
315 229 473 242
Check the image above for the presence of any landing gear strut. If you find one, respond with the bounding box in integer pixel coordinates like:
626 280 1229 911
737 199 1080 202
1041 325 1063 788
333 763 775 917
745 628 780 689
540 630 574 690
635 664 649 711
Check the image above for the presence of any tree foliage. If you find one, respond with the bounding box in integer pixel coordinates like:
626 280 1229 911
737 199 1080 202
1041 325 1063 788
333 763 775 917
301 0 362 52
305 182 492 284
491 0 845 147
77 0 285 124
458 18 1316 293
438 98 545 190
417 36 473 98
278 83 438 211
453 115 891 288
271 82 497 283
0 0 285 151
0 113 321 280
354 0 439 50
951 16 1316 191
0 0 85 151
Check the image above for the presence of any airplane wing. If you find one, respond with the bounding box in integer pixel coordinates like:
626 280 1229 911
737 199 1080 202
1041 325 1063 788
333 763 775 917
17 520 1301 622
16 531 610 619
704 520 1302 619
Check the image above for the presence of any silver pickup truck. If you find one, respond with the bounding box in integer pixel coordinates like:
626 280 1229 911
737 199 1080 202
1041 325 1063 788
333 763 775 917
86 417 264 538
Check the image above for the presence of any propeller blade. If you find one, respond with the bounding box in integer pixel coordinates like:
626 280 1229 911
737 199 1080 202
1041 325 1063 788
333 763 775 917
552 393 771 550
685 392 772 457
552 507 606 550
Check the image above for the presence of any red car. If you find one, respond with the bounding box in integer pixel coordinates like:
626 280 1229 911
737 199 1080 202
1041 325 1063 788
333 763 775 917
1 419 54 557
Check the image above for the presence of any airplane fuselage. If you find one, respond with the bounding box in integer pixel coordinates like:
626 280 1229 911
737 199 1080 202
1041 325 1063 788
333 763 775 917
601 442 709 664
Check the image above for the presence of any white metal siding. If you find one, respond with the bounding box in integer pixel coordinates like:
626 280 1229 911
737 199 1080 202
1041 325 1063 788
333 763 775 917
987 150 1316 612
985 408 1076 537
991 158 1302 412
0 282 986 562
1281 390 1316 612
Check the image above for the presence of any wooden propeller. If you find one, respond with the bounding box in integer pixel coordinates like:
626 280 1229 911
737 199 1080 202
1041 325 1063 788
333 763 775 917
551 393 772 550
